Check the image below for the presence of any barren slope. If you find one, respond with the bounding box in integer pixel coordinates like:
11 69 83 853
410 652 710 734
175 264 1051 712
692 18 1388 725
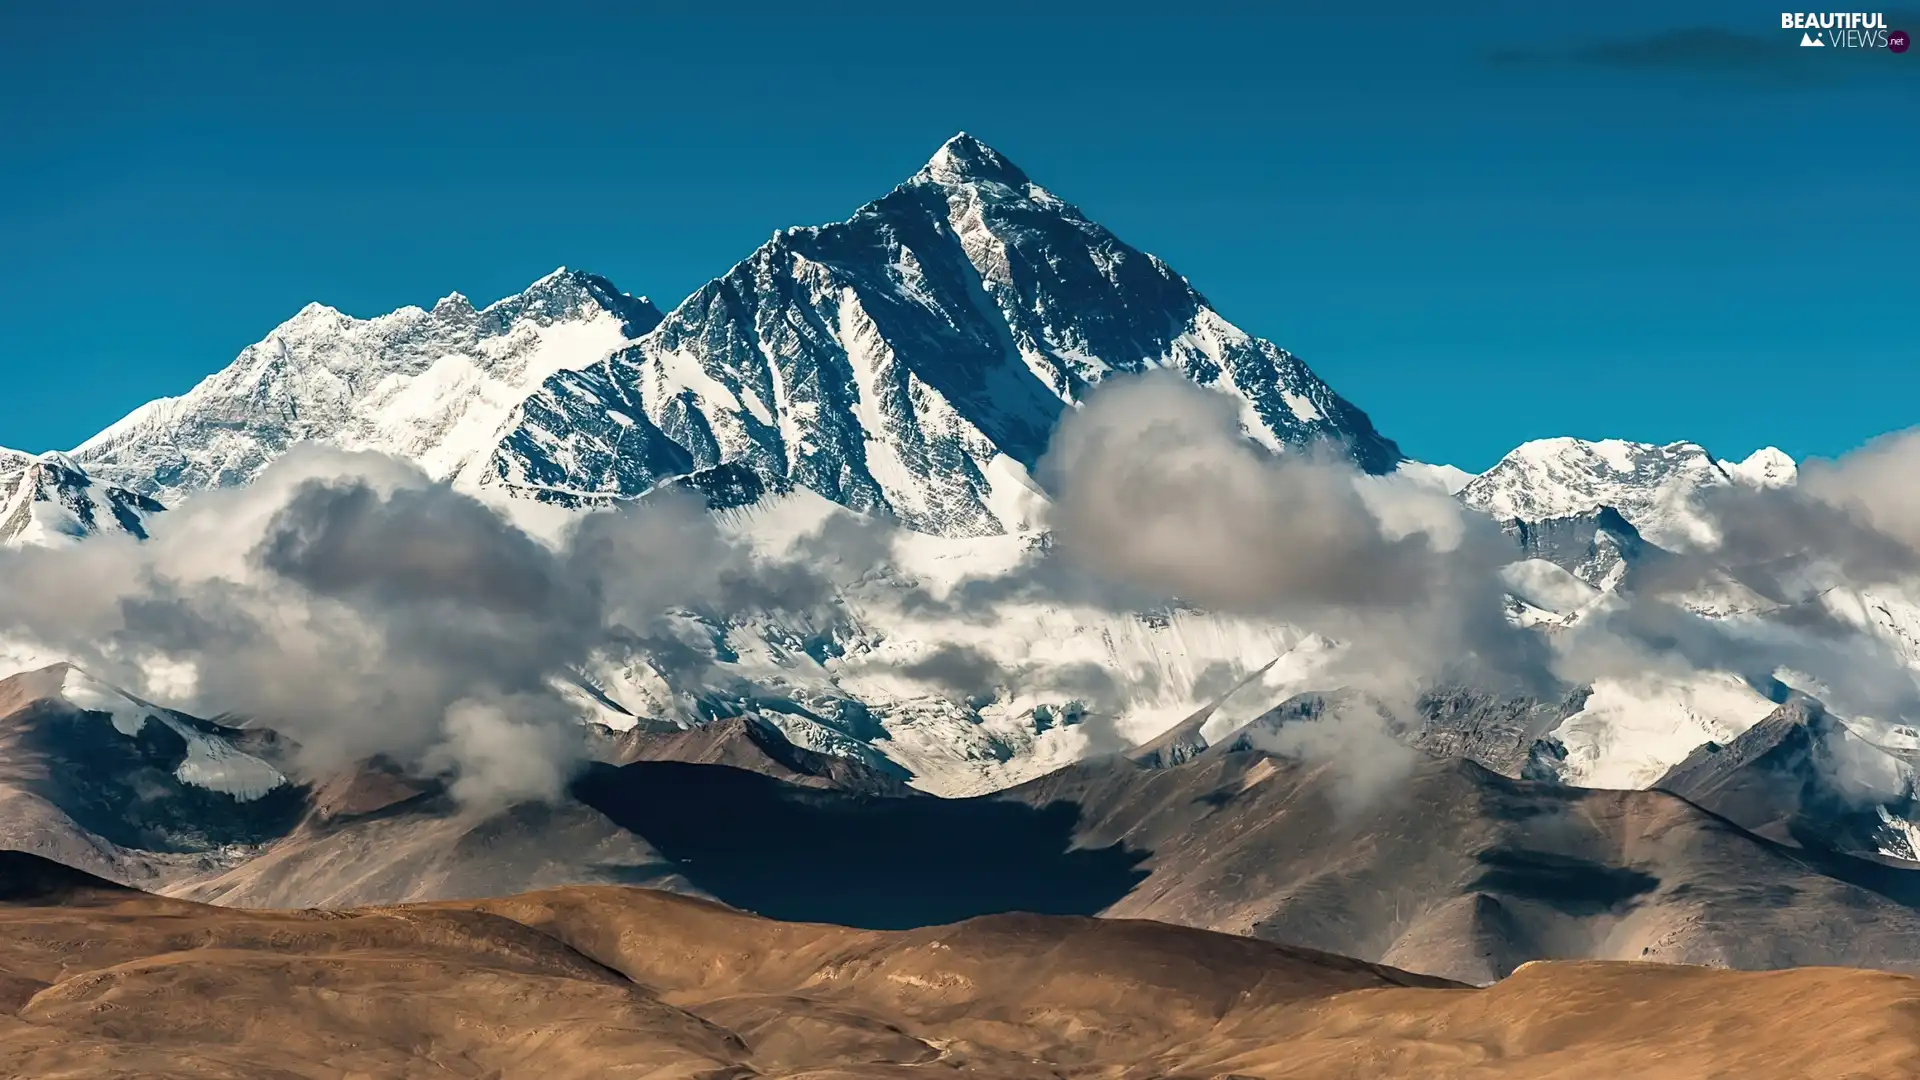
3 852 1917 1080
1002 747 1920 983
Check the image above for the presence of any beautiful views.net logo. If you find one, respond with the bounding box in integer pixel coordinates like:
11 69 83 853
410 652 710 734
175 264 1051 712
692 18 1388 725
1781 12 1910 50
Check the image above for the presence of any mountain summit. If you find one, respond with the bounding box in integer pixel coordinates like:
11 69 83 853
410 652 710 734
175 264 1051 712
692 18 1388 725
71 269 661 503
482 133 1402 533
0 449 163 547
916 131 1032 187
61 137 1399 532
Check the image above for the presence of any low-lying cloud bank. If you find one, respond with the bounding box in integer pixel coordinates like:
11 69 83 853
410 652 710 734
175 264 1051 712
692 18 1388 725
1040 373 1553 692
4 376 1919 811
1030 372 1920 805
1029 373 1555 801
0 448 845 805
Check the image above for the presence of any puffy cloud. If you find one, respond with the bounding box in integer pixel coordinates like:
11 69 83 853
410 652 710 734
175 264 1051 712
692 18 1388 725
1024 372 1560 800
0 447 844 806
1037 372 1554 698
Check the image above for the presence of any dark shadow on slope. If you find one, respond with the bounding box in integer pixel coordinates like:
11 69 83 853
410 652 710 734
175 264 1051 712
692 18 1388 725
0 850 134 903
1723 809 1920 909
1779 825 1920 900
571 760 1150 929
1655 702 1920 906
13 702 307 852
1192 789 1238 814
1470 849 1660 916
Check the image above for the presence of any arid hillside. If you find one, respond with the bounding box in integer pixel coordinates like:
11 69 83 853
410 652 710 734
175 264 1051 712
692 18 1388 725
3 850 1918 1080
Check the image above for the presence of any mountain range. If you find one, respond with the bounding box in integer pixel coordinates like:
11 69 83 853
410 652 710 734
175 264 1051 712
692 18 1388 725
7 661 1920 988
3 133 1919 988
70 268 661 502
4 134 1432 799
65 134 1397 538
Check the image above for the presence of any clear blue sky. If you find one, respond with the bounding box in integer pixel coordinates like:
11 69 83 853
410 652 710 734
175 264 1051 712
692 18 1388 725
2 2 1914 470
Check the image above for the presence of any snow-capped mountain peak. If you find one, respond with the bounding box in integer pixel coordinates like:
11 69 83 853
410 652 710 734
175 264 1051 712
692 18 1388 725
284 300 341 325
52 135 1398 535
1722 446 1798 489
916 132 1029 187
1459 437 1735 550
480 133 1401 533
496 267 660 336
0 448 164 547
71 269 662 502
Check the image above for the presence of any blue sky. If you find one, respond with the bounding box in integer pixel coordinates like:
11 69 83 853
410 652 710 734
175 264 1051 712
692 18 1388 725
1 2 1914 470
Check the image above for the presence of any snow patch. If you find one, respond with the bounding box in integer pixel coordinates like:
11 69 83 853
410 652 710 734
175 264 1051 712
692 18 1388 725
1875 806 1920 863
1280 389 1323 424
1544 673 1778 789
163 715 287 801
1395 459 1476 495
60 667 159 736
58 667 287 800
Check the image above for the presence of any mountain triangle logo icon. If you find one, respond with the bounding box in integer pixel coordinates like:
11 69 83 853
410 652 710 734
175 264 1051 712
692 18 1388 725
1800 31 1825 45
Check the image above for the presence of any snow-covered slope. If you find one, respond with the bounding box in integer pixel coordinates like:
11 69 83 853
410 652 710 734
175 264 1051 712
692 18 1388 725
1460 438 1738 550
483 134 1401 534
1499 558 1602 617
72 270 661 503
1812 585 1920 672
567 489 1317 795
1528 672 1781 790
52 666 288 801
1448 440 1837 789
1461 439 1798 553
0 449 164 547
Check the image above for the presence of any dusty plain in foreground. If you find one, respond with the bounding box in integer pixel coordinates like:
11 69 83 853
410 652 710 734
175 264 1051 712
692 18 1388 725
3 850 1918 1080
